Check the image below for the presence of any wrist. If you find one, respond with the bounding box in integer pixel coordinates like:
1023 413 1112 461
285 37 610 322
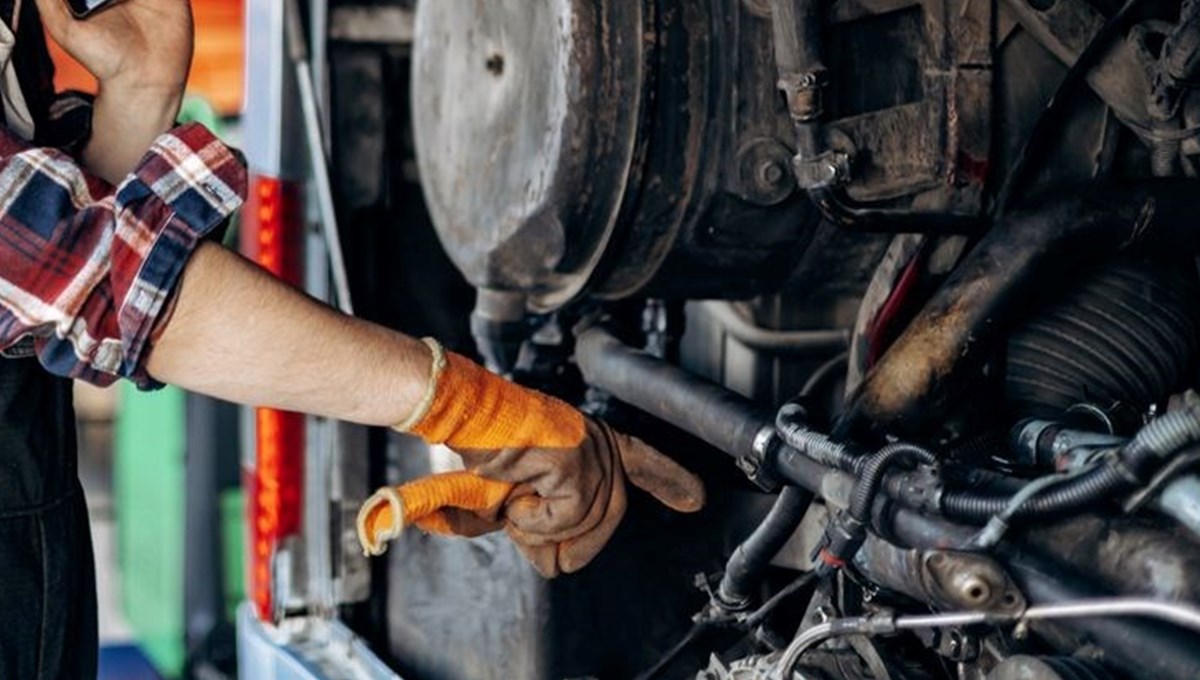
398 341 587 451
83 83 186 184
95 78 185 131
102 65 188 97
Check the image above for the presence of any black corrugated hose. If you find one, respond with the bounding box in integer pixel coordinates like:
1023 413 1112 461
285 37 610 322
942 405 1200 522
848 443 938 522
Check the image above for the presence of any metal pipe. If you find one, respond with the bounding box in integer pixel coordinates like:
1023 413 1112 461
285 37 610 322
1002 552 1200 680
774 598 1200 679
698 302 849 355
285 0 354 316
892 513 1200 676
839 181 1200 439
575 330 1200 678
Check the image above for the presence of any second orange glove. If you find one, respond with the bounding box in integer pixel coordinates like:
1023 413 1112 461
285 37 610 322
356 338 705 577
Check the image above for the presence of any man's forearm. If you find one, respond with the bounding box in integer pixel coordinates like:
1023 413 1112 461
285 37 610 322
145 242 431 427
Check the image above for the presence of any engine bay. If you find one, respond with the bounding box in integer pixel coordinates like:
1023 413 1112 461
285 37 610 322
381 0 1200 677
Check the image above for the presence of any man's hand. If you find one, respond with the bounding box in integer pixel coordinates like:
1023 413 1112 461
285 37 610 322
357 419 705 577
36 0 194 182
353 341 706 577
36 0 192 90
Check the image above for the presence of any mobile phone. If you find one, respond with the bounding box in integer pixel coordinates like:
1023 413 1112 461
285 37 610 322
64 0 117 18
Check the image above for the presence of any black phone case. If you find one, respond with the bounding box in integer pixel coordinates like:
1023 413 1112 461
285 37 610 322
64 0 114 19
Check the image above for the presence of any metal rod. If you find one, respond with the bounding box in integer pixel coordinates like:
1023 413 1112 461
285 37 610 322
774 597 1200 679
284 0 355 316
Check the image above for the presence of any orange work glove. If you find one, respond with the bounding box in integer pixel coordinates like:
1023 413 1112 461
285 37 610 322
356 339 705 576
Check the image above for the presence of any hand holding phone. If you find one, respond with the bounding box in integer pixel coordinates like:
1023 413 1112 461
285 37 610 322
37 0 193 89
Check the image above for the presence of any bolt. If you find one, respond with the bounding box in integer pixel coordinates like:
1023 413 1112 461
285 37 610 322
958 575 992 605
758 159 786 186
485 53 505 76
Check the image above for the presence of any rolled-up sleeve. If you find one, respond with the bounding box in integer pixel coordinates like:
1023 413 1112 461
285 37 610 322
0 122 247 388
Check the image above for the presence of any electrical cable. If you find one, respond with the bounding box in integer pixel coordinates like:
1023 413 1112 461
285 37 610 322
800 352 850 400
1123 447 1200 512
967 465 1098 549
741 572 820 630
942 406 1200 522
632 622 710 680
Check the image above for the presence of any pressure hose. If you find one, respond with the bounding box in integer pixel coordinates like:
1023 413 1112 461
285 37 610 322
942 406 1200 522
716 486 812 608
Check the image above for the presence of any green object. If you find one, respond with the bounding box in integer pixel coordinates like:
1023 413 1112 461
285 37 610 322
178 95 222 132
221 489 246 621
112 94 245 679
114 383 187 678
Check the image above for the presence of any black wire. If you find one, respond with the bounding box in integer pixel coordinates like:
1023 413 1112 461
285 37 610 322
634 572 821 679
800 352 850 399
741 571 819 630
633 622 710 680
994 0 1149 214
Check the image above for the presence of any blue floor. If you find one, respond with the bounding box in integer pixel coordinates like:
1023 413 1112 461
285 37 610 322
98 645 162 680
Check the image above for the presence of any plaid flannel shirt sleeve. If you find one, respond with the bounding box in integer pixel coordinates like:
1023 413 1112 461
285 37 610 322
0 122 247 388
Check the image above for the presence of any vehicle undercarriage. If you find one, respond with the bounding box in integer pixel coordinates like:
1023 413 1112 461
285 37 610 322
328 0 1200 677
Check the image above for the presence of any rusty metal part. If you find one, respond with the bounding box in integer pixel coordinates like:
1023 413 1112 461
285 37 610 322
769 0 994 233
576 329 1200 678
1019 514 1200 603
856 539 1026 614
592 0 817 301
923 551 1026 613
1000 0 1151 129
735 138 799 206
775 597 1200 680
986 656 1114 680
839 181 1200 439
415 0 817 310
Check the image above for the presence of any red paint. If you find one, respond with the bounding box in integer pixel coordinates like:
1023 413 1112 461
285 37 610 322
953 153 991 187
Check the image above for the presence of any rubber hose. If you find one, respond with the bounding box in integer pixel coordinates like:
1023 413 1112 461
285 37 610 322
941 465 1128 522
848 443 938 522
1124 404 1200 478
942 407 1200 522
717 486 812 606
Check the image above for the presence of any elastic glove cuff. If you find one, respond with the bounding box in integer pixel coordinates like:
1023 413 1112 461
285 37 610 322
392 337 447 433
